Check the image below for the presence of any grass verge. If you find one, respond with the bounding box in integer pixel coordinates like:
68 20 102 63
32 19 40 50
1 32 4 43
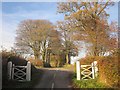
72 73 109 88
72 78 108 88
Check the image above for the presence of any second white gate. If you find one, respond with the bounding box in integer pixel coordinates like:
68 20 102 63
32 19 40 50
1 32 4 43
76 61 98 80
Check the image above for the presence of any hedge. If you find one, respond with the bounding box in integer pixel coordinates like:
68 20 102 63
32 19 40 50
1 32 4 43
1 50 40 88
80 56 104 65
98 56 119 88
79 55 119 88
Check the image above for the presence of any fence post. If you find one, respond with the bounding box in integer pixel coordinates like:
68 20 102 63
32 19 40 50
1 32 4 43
76 61 81 80
93 61 98 77
91 62 95 79
26 61 31 81
7 61 12 80
12 64 15 80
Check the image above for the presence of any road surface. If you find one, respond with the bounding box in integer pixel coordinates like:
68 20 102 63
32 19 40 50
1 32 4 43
34 68 73 88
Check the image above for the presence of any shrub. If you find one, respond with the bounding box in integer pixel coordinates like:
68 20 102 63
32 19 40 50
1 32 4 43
80 56 104 65
1 50 27 85
43 62 51 67
98 56 119 87
63 64 75 72
1 50 42 88
50 55 64 67
28 58 43 66
78 55 119 88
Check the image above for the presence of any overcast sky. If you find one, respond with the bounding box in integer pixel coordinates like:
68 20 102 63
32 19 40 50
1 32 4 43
1 2 118 60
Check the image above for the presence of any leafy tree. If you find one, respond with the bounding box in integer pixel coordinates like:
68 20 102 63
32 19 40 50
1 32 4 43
47 29 64 67
57 21 78 64
57 1 115 56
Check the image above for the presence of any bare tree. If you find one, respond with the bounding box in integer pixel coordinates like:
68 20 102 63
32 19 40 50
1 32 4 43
15 19 53 61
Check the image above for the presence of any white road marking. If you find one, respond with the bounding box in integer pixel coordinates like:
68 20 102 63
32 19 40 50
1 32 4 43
51 70 57 89
52 82 54 89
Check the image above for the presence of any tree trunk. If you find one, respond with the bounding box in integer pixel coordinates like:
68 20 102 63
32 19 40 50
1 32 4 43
42 51 45 63
34 53 40 60
45 48 48 63
33 49 40 60
68 54 71 64
66 54 69 64
47 52 51 64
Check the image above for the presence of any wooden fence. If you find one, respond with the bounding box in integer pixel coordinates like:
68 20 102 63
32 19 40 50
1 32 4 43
7 61 31 81
76 61 98 80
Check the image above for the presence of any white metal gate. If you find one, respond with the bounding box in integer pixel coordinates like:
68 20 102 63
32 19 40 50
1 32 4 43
76 61 98 80
8 61 31 81
81 65 93 80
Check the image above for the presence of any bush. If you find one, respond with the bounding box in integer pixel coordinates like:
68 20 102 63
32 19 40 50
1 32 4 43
43 62 51 67
1 50 44 88
80 56 103 65
98 56 119 87
78 55 119 88
28 58 43 66
50 55 63 67
63 64 75 72
1 50 28 84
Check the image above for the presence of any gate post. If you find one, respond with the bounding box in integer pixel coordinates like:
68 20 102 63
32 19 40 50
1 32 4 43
26 61 31 81
7 61 12 80
12 64 15 80
93 61 98 77
91 62 95 79
76 61 81 80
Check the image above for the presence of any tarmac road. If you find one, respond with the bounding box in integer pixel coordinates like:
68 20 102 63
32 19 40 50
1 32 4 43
34 68 73 89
